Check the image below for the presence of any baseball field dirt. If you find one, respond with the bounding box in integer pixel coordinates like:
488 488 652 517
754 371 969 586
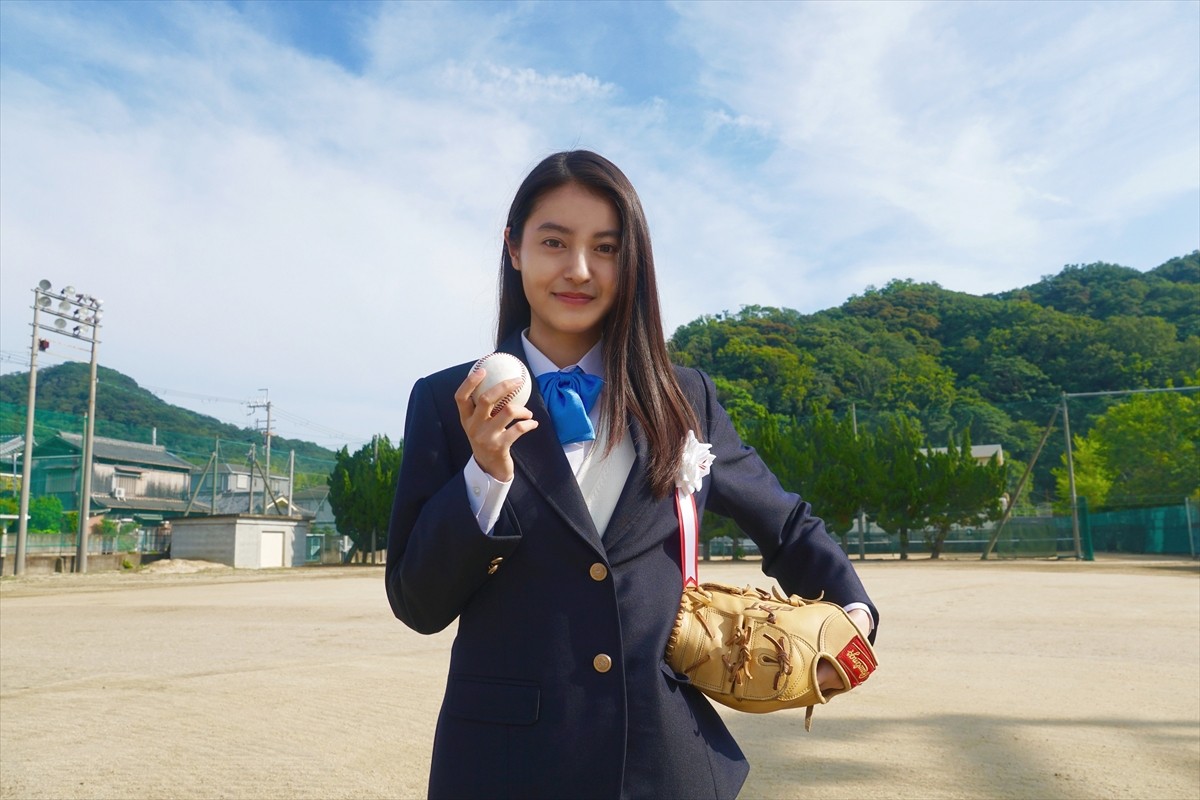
2 556 1197 799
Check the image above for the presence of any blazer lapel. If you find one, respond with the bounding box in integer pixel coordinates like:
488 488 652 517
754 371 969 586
595 414 659 550
498 334 605 555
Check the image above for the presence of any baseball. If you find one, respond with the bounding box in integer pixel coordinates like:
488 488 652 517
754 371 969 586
470 352 532 417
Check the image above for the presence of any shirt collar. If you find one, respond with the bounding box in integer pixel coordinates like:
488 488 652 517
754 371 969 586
521 330 605 378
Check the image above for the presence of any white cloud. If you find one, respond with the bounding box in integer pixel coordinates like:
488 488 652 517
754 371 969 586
439 62 616 104
0 4 526 445
671 0 1199 296
1 0 1196 446
704 109 771 138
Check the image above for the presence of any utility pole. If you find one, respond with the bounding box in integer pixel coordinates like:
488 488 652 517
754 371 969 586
371 435 378 563
212 437 219 515
248 390 272 515
287 450 295 517
76 326 100 573
247 444 256 514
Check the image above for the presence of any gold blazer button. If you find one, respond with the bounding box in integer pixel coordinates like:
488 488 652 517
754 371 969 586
588 563 608 582
593 654 613 673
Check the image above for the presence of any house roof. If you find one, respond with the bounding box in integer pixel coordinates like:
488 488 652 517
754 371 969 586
53 432 195 472
923 444 1004 464
969 444 1004 461
193 493 315 519
90 494 196 514
90 493 313 521
0 435 28 457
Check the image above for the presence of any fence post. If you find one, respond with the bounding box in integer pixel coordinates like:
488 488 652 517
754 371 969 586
1078 496 1094 561
1186 497 1197 560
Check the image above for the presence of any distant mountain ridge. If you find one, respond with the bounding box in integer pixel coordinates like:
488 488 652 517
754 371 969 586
991 253 1198 338
668 252 1199 498
0 363 336 469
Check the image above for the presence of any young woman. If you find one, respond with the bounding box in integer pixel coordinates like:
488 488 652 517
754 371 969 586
386 151 878 800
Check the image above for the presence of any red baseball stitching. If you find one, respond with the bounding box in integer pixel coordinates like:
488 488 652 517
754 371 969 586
472 353 528 415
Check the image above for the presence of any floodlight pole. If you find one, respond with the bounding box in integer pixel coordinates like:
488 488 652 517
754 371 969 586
13 281 103 576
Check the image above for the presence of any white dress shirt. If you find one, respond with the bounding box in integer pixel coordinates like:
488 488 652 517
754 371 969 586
464 333 605 533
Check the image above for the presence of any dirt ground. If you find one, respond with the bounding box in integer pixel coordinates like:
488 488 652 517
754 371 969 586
1 556 1197 800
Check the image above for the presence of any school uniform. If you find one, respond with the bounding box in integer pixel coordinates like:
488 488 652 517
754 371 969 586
385 331 879 800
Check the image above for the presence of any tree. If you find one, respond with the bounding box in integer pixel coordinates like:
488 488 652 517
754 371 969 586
1055 385 1200 509
862 414 930 560
1052 435 1112 511
93 517 119 537
28 496 63 533
710 376 772 433
714 338 812 418
974 354 1056 404
0 496 17 532
327 436 403 562
924 429 1008 559
721 412 799 559
875 353 959 439
793 411 863 550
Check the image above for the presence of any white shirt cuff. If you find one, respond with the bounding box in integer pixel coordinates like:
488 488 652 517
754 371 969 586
842 602 874 635
463 457 513 535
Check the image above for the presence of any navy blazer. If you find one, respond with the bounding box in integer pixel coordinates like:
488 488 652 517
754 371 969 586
386 333 879 800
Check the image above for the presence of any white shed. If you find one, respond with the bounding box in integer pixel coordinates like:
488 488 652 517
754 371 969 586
169 514 307 569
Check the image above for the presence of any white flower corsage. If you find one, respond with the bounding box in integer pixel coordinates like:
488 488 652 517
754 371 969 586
675 430 715 496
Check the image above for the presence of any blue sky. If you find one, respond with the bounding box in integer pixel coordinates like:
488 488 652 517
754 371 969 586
1 0 1197 448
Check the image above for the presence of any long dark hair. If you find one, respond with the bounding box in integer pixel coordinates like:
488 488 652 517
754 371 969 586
497 150 698 499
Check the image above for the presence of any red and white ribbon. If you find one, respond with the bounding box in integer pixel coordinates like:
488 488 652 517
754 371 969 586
675 488 700 588
674 431 713 589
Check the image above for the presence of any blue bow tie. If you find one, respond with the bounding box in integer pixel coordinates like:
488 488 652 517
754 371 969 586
537 367 605 445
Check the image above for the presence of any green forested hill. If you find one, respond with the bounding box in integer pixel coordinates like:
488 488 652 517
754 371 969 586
0 363 336 474
993 252 1199 338
669 252 1199 504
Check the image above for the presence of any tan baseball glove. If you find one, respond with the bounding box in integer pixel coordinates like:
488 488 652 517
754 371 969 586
665 582 877 729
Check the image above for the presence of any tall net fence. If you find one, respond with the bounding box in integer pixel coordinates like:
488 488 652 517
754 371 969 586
718 387 1198 559
4 383 1196 560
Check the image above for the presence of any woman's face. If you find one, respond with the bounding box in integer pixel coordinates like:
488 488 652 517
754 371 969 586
506 182 620 366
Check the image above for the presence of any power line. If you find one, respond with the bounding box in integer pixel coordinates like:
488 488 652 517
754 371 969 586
271 406 364 441
140 385 247 405
143 384 366 443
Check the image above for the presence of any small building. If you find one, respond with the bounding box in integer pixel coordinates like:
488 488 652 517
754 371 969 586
290 486 346 564
291 486 337 530
923 443 1004 466
0 435 27 493
170 514 307 569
